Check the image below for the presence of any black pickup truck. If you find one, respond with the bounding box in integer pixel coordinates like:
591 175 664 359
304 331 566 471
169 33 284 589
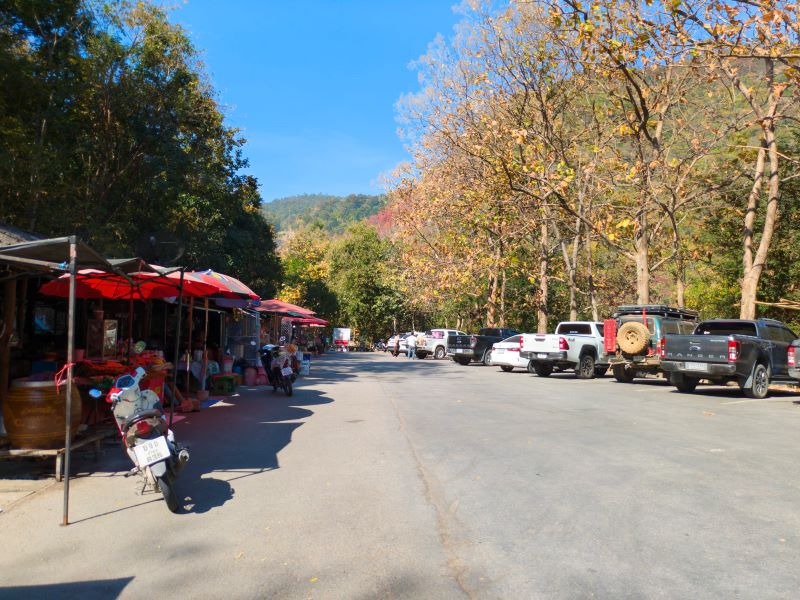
447 327 520 366
660 318 798 398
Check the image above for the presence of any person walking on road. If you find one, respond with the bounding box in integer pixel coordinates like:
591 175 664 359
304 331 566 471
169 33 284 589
406 332 417 359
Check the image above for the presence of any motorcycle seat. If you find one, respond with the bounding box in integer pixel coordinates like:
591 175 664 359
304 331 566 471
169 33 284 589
122 409 163 431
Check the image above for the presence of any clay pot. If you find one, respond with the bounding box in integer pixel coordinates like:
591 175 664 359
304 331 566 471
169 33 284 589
3 379 82 449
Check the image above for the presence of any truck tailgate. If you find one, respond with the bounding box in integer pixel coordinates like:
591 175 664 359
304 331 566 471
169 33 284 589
663 334 730 364
521 334 560 354
447 335 472 350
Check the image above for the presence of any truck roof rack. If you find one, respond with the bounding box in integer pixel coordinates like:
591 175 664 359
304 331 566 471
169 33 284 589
613 304 699 319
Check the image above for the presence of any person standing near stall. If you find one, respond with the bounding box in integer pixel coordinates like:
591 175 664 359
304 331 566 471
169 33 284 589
406 332 417 359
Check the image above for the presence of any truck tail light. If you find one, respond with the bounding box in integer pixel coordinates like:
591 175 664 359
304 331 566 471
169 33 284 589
470 336 477 348
559 336 569 351
727 338 740 363
789 346 796 367
657 337 666 359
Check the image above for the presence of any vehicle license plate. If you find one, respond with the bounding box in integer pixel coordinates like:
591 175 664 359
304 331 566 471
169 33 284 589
456 348 465 353
281 366 294 377
133 436 170 467
495 348 505 353
684 362 708 372
537 353 547 359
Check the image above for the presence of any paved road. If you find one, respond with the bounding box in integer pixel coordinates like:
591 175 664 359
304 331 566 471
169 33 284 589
1 352 799 599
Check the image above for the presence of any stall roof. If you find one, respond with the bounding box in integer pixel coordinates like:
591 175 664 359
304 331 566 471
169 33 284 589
0 236 114 272
255 299 316 317
292 316 330 326
0 223 42 246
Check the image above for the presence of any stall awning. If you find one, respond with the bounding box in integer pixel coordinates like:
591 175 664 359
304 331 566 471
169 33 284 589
292 317 329 326
0 237 115 273
255 299 315 317
188 270 260 301
39 269 219 300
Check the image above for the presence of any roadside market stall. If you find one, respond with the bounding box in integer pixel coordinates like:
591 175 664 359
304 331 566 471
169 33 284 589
0 237 162 526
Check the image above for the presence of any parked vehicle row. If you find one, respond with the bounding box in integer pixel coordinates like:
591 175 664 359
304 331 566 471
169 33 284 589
447 328 520 365
434 304 800 398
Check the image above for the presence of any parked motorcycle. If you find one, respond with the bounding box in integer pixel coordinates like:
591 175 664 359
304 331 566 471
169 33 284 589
260 346 296 396
373 340 387 352
90 367 189 513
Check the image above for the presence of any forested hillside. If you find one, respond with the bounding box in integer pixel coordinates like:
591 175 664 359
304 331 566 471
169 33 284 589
263 194 386 233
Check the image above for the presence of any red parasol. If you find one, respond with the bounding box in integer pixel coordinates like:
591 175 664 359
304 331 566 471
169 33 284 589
40 269 219 300
292 317 329 326
256 299 316 316
188 269 260 300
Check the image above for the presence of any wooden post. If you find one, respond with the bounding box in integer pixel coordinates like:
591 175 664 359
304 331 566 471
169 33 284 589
61 236 77 526
185 297 194 398
202 298 209 391
1 279 18 417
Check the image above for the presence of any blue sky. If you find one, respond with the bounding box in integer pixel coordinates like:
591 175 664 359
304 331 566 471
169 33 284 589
168 1 462 202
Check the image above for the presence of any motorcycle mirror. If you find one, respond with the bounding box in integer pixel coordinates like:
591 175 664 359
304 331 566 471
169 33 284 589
88 388 103 399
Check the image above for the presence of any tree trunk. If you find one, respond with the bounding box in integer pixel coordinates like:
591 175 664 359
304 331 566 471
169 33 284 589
486 271 498 327
740 63 781 319
499 269 506 327
635 215 649 304
587 235 599 321
675 268 685 309
537 220 549 333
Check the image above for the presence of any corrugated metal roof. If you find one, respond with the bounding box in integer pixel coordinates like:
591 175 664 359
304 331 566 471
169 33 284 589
0 222 43 246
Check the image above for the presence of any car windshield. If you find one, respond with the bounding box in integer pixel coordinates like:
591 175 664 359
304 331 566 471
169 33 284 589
694 322 758 336
502 335 521 343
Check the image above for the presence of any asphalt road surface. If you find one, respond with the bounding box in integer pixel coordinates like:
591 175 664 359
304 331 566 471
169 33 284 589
1 352 799 599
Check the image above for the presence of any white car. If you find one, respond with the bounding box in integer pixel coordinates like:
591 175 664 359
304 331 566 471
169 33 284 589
386 332 418 355
416 328 467 359
490 334 531 372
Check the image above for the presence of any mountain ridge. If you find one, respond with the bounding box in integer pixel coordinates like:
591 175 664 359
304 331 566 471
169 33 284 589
262 193 387 234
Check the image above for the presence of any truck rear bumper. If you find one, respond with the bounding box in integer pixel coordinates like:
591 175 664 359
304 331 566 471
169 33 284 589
520 351 568 362
447 349 475 358
661 361 736 377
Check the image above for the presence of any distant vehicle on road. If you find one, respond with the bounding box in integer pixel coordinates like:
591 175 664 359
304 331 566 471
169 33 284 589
661 318 798 398
520 321 610 378
604 305 699 383
416 329 467 359
448 327 520 366
490 335 530 372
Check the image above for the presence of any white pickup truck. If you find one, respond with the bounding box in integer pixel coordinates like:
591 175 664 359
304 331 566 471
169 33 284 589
519 321 609 378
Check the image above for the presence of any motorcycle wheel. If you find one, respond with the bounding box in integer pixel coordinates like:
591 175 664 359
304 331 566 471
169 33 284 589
157 474 181 513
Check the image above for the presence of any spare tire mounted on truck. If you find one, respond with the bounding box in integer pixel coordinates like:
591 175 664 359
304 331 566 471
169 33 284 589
616 321 650 355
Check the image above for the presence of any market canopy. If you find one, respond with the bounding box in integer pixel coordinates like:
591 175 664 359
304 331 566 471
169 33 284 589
39 269 219 300
256 299 315 317
292 317 329 327
188 269 260 301
0 237 116 273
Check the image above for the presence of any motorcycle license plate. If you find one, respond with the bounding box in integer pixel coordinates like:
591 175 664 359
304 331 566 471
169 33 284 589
684 362 708 372
281 366 293 377
133 436 170 467
537 353 548 359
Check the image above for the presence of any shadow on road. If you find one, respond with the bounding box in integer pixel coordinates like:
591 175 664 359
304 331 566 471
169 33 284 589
175 387 334 514
0 577 134 600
